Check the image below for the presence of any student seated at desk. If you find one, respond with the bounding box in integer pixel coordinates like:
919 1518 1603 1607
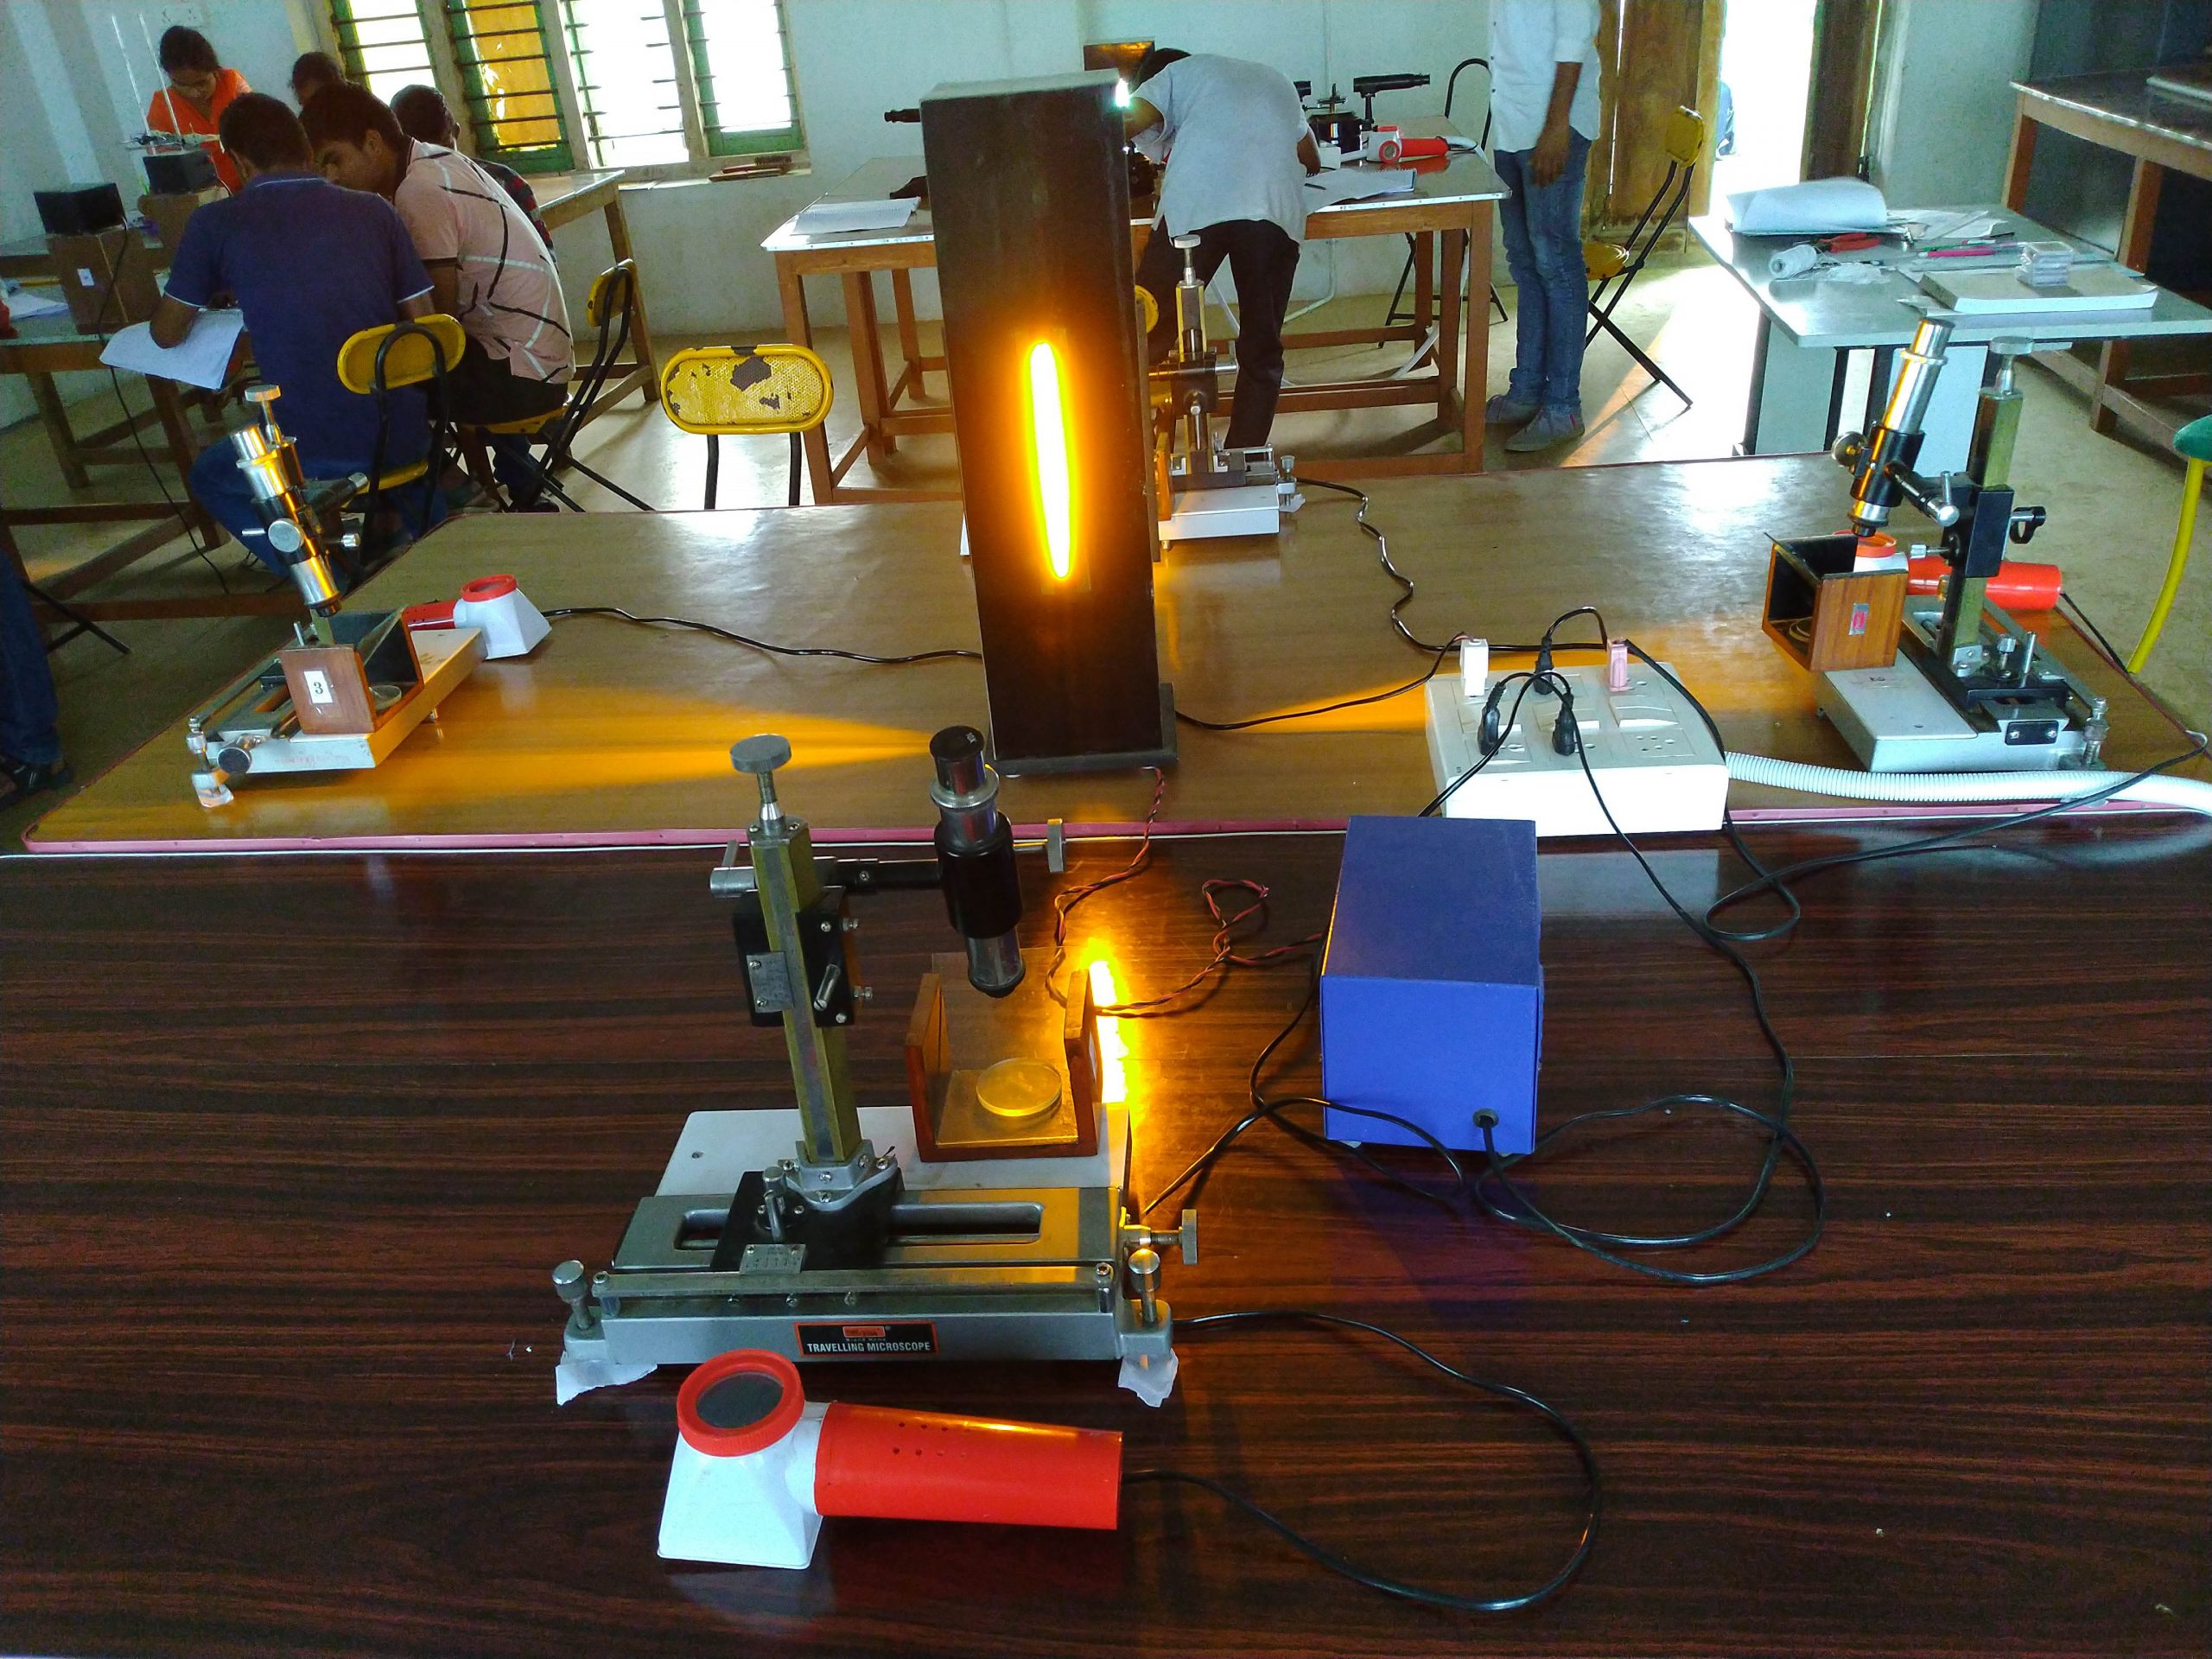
151 94 443 569
387 86 555 252
304 84 574 508
147 26 251 194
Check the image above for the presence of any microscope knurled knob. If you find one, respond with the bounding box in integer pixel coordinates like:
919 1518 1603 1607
731 734 791 775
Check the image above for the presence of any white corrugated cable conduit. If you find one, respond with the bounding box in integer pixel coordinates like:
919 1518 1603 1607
1726 752 2212 817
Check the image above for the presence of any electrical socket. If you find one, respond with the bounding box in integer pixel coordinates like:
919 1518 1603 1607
1422 662 1727 836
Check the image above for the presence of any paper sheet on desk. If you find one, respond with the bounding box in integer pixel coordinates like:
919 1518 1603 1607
1728 176 1887 234
793 197 917 234
99 308 244 389
3 283 73 320
1304 167 1417 208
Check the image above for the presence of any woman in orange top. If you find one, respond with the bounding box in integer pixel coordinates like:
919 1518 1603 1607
146 26 251 194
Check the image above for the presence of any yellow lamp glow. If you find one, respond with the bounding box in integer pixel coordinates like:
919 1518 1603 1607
1087 956 1127 1106
1027 340 1074 581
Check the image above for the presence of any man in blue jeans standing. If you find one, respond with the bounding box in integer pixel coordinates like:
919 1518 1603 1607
1488 0 1603 454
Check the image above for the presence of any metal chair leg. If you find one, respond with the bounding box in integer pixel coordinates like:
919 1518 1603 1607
564 460 657 513
705 433 720 512
27 582 130 655
787 432 802 507
1382 235 1419 339
1592 311 1691 407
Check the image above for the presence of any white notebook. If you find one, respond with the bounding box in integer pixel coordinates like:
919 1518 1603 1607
1919 265 2158 315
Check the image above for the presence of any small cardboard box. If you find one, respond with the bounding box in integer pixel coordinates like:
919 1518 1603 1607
139 188 223 257
45 228 159 333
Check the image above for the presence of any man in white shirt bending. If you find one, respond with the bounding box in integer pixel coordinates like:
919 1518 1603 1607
1488 0 1603 454
1128 49 1320 450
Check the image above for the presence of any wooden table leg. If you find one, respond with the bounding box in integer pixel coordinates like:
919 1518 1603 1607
1414 229 1435 339
890 268 924 397
1461 207 1494 470
2093 156 2164 436
2001 107 2037 213
1438 226 1466 425
844 270 894 462
147 375 217 549
602 194 659 404
29 373 91 490
774 256 835 504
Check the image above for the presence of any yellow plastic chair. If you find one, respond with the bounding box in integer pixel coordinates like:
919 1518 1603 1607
1583 105 1707 408
2130 413 2211 671
336 313 466 540
461 261 655 512
659 344 834 508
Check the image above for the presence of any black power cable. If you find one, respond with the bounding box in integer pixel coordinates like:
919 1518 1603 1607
543 605 981 665
1125 1309 1599 1613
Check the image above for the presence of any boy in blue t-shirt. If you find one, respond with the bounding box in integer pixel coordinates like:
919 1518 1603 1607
153 92 442 570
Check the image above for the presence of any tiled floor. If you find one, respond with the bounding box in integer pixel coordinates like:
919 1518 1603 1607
5 251 2206 848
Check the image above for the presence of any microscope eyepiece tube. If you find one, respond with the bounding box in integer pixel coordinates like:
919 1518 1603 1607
927 726 1025 996
228 423 342 612
1881 317 1954 440
1847 317 1954 532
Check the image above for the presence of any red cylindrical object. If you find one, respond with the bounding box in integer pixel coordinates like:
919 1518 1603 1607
1907 555 2062 610
813 1402 1122 1530
1393 135 1449 162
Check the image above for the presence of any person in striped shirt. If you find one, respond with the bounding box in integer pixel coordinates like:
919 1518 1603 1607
305 83 573 506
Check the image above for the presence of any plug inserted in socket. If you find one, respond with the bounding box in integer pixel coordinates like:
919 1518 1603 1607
1423 662 1726 836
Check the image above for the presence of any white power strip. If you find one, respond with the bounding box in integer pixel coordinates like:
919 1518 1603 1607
1422 661 1727 836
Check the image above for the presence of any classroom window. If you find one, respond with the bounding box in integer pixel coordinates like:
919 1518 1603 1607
328 0 802 175
329 0 439 105
446 1 573 170
681 1 803 156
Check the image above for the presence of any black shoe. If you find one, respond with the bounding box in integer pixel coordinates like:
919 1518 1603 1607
0 753 72 810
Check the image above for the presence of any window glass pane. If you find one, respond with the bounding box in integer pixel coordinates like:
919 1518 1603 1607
688 0 796 145
561 0 688 167
453 3 564 150
332 2 437 105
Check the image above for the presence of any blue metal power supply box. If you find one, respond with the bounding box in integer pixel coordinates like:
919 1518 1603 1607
1319 815 1542 1155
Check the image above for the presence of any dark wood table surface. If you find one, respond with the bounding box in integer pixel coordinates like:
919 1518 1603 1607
3 819 2208 1657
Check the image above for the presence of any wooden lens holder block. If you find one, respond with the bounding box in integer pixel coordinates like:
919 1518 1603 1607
1763 535 1907 674
906 954 1101 1162
277 612 424 736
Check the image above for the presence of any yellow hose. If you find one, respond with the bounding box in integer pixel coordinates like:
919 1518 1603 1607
2130 455 2203 673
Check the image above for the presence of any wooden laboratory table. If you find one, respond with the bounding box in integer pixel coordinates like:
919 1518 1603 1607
25 453 2200 855
3 823 2207 1658
1688 203 2212 470
2004 70 2212 445
0 315 244 622
763 132 1506 504
532 168 662 421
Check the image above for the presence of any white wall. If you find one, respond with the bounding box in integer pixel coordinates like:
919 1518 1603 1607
1866 0 2038 209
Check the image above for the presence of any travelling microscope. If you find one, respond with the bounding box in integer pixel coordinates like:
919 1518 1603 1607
1149 232 1300 543
1783 317 2107 771
553 728 1189 1392
183 386 484 806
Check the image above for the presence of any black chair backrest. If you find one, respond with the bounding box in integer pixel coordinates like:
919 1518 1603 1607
1443 57 1495 149
533 263 635 470
367 319 454 543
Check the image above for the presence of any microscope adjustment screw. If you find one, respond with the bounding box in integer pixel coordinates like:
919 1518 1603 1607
552 1259 588 1309
1128 1247 1162 1326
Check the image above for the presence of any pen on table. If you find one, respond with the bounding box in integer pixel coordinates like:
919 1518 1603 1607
1925 236 2018 259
